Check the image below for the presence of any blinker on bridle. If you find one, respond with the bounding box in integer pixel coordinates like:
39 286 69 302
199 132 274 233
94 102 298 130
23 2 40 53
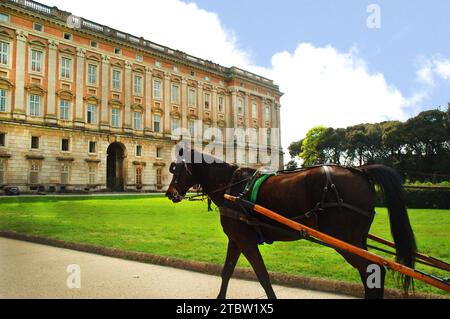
169 160 194 201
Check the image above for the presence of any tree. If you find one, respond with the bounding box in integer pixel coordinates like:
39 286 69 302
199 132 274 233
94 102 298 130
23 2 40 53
288 139 303 159
286 160 299 170
300 126 327 166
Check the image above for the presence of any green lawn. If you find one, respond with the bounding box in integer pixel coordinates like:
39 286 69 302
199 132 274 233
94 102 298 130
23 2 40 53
0 195 448 295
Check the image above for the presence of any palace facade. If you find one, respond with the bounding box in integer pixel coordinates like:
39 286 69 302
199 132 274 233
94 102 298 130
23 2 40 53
0 0 283 193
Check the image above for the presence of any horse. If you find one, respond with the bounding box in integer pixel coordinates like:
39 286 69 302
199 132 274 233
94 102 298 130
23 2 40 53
165 148 417 299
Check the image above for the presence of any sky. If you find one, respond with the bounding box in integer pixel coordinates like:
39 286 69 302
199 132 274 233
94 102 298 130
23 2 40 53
37 0 450 156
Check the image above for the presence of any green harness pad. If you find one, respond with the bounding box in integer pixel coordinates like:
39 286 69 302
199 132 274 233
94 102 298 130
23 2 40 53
250 174 275 203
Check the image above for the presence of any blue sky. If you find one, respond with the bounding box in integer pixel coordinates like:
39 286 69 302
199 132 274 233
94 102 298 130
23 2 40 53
193 0 450 111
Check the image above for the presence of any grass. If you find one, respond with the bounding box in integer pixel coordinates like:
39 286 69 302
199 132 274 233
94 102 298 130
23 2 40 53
0 195 448 295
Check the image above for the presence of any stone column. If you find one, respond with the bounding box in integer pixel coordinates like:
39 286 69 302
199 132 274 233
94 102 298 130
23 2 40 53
181 78 188 130
197 82 203 121
100 54 110 130
124 61 132 132
45 40 58 124
231 89 237 129
13 30 27 120
164 72 171 134
245 93 251 129
74 48 85 127
144 66 152 135
211 87 217 128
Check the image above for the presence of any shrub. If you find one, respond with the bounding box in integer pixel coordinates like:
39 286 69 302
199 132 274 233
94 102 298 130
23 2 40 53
376 187 450 209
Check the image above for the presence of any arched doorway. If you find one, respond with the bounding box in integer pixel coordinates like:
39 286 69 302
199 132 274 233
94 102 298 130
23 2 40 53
107 142 126 192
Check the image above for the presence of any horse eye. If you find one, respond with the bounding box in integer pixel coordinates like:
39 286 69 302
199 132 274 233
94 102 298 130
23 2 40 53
169 163 176 174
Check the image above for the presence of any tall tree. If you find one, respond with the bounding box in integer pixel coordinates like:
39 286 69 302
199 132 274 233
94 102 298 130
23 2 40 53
300 126 327 166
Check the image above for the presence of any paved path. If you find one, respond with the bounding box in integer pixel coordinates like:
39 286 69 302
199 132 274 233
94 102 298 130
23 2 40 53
0 238 352 299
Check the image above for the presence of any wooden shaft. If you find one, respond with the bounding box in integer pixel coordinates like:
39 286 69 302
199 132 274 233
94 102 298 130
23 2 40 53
368 234 450 272
224 194 450 293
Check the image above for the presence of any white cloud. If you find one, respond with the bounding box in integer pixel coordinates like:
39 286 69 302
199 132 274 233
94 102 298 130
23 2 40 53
41 0 251 68
42 0 423 160
417 56 450 86
269 44 417 150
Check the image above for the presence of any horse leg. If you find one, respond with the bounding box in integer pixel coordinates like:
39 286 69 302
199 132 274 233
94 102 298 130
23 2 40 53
217 239 241 299
339 249 386 299
238 241 277 299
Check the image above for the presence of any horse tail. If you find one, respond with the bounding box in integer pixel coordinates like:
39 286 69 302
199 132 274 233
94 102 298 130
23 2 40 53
360 164 417 292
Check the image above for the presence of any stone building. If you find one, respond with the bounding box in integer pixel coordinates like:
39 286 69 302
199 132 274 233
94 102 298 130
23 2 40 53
0 0 283 193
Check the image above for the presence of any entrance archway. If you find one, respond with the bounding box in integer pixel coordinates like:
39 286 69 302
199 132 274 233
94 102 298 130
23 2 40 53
107 142 126 192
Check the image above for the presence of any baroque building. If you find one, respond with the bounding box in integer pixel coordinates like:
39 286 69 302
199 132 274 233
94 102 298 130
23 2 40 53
0 0 283 193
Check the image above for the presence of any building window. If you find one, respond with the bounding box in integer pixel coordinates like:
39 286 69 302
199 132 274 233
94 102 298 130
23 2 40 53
136 145 142 157
136 54 143 62
30 162 39 185
204 123 211 140
171 118 180 132
171 83 180 104
88 166 96 185
0 13 9 22
155 61 161 68
60 57 72 79
134 75 143 95
204 93 210 110
133 111 142 130
33 23 43 32
156 147 162 159
136 167 143 189
89 141 96 154
218 96 224 113
29 95 41 117
90 40 98 48
87 104 97 124
189 119 195 137
267 129 271 147
114 48 122 55
188 88 196 107
60 165 70 185
61 139 70 152
112 69 121 90
237 98 243 114
111 108 120 127
30 49 43 73
87 64 98 85
265 106 271 121
59 100 70 120
0 89 6 112
63 33 72 41
0 159 5 185
0 41 9 66
0 133 5 147
153 79 162 100
156 168 162 188
153 114 161 133
31 136 40 149
252 102 258 119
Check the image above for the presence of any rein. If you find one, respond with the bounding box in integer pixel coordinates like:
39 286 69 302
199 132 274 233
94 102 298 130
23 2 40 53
184 177 253 202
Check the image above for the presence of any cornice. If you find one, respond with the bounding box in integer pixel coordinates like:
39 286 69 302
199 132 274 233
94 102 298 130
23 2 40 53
1 0 281 93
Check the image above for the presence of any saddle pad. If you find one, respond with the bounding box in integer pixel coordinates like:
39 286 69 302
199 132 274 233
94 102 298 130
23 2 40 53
250 174 275 203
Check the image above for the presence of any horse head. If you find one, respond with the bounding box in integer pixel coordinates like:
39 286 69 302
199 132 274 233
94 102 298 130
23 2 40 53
166 148 198 203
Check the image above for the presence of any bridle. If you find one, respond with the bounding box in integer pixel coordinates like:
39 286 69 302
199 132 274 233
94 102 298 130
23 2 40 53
169 162 252 202
169 160 195 202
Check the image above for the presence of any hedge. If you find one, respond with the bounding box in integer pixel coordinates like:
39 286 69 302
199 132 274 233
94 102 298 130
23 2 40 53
375 188 450 209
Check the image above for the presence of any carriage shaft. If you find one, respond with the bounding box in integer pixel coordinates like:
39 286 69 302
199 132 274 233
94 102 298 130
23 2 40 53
224 194 450 294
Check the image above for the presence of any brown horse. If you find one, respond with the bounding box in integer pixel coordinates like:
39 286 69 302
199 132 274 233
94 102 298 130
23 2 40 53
166 148 417 299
